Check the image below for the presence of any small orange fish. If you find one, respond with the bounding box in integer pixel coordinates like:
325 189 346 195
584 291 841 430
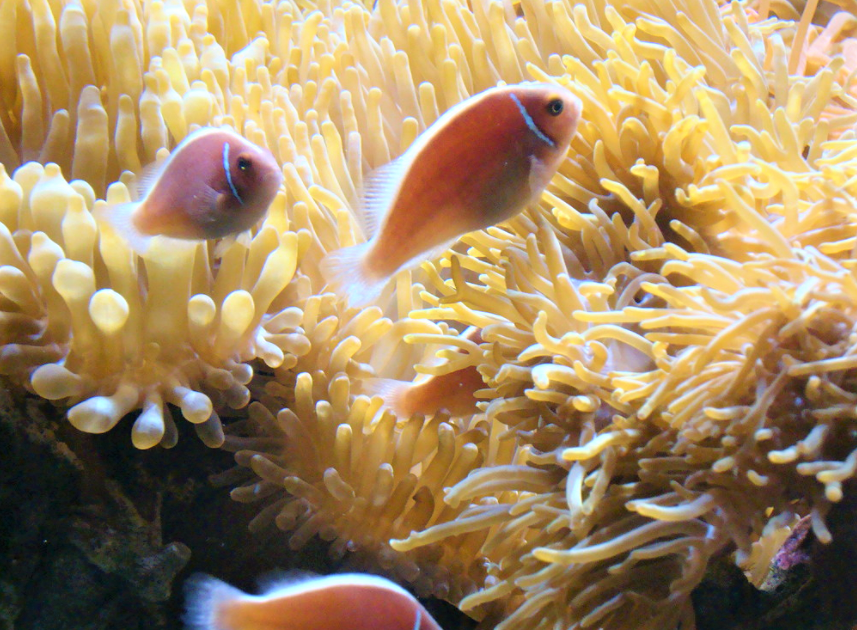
363 365 485 418
98 127 282 253
321 82 582 305
183 572 444 630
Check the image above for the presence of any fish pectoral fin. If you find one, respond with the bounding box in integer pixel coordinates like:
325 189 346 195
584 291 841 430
527 153 555 199
359 154 407 239
196 182 225 213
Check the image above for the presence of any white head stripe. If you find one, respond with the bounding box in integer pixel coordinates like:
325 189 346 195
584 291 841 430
509 93 555 147
223 141 244 205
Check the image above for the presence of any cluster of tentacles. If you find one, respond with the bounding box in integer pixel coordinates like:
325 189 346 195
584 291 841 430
2 0 857 628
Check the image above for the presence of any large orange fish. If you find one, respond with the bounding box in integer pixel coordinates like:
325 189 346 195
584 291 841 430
183 572 444 630
97 127 282 253
321 82 582 305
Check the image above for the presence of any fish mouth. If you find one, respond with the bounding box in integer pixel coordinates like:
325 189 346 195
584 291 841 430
264 169 285 186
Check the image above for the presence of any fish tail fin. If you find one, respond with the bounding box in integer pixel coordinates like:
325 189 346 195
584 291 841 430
361 377 414 417
94 202 154 255
320 242 387 306
182 574 245 630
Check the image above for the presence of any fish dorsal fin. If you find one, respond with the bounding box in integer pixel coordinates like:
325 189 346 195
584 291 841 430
135 155 169 200
359 154 407 240
135 128 225 200
255 569 318 595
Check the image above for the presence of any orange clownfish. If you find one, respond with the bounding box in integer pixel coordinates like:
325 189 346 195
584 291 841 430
321 82 582 306
97 127 282 253
183 572 445 630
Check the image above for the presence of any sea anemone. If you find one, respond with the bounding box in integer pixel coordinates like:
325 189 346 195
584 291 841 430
385 0 857 627
0 0 325 448
224 0 857 626
4 0 857 629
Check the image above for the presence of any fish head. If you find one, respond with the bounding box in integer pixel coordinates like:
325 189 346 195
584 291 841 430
201 135 284 237
226 140 284 209
514 82 583 151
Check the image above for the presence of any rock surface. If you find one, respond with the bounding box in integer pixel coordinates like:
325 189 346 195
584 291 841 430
0 385 472 630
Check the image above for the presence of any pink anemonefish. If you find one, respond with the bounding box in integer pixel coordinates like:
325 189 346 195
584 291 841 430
96 127 283 254
362 327 487 418
183 572 445 630
320 81 582 306
362 364 484 418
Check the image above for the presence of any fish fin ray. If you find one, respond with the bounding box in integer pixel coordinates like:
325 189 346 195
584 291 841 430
94 202 154 254
135 158 168 199
212 230 252 258
182 573 245 630
527 153 555 200
255 569 318 594
197 182 223 211
320 242 387 307
359 155 407 239
211 238 233 259
360 377 412 417
398 238 457 277
234 230 253 247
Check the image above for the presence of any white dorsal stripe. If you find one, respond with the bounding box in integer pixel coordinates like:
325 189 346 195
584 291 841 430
222 141 244 205
509 93 555 147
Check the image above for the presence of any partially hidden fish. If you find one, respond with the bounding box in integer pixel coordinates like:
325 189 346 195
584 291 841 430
362 327 486 418
97 127 282 253
320 81 582 306
183 572 444 630
362 364 484 418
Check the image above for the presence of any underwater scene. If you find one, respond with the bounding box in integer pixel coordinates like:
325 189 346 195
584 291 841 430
1 0 857 628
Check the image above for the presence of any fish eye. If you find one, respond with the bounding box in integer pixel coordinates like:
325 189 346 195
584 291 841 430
237 156 252 171
546 98 564 116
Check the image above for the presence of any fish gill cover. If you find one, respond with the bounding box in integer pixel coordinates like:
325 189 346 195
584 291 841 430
1 0 857 628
